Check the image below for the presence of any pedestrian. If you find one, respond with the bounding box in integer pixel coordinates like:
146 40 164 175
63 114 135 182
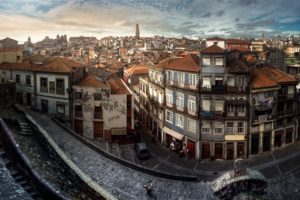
144 178 153 195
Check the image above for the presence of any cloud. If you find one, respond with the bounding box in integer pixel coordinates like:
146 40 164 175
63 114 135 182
0 0 299 42
216 10 225 17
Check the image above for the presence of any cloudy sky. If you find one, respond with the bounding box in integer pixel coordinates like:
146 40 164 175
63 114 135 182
0 0 299 43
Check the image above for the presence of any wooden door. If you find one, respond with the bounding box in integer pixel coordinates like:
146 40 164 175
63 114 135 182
41 99 48 113
215 143 223 159
187 140 195 159
226 142 234 160
74 119 83 135
26 93 31 106
94 121 103 138
202 142 210 159
275 131 282 147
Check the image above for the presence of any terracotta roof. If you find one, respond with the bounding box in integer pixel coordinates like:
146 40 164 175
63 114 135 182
107 77 131 94
226 59 249 74
74 75 108 88
251 66 297 89
226 39 249 45
125 65 149 75
33 57 83 73
0 48 22 52
0 56 83 73
206 36 225 41
201 45 225 54
162 54 200 72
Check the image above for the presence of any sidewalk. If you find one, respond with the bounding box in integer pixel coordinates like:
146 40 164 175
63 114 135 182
138 124 300 179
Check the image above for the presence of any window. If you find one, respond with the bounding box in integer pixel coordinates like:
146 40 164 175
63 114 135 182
215 58 223 65
16 74 20 83
176 93 184 109
167 71 174 82
202 122 211 134
175 114 184 128
215 77 223 86
57 103 65 114
188 98 196 112
202 77 211 89
166 90 173 105
94 106 103 119
202 99 211 112
75 105 83 118
166 110 173 123
227 105 234 113
226 122 234 133
189 74 197 86
203 57 210 65
26 75 31 85
214 122 224 135
238 105 245 113
49 81 55 94
178 72 185 84
187 119 196 133
74 92 82 99
94 93 102 101
17 56 20 61
215 100 224 112
227 77 235 87
40 77 48 93
288 86 295 98
56 79 65 95
237 122 244 133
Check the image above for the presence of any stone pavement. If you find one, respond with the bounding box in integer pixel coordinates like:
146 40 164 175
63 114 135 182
24 108 215 200
0 157 32 200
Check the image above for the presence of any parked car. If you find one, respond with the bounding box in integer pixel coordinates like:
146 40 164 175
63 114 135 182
132 130 141 143
134 143 150 159
134 120 141 129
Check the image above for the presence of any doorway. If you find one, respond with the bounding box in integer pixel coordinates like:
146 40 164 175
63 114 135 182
251 134 259 154
41 99 48 113
26 93 31 106
226 142 234 160
94 121 103 138
215 143 223 159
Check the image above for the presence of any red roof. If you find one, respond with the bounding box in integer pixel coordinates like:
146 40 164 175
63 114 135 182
125 64 149 75
160 54 200 72
201 45 225 54
226 39 250 45
107 77 131 95
251 66 297 89
74 75 108 88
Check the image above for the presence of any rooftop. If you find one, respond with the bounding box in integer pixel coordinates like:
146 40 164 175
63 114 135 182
202 45 225 54
125 64 149 75
107 77 131 95
251 66 297 89
161 54 200 72
74 75 108 88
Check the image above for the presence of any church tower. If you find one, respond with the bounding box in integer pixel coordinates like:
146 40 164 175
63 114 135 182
135 24 140 39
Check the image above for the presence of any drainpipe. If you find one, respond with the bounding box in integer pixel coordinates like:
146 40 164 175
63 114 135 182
247 84 252 158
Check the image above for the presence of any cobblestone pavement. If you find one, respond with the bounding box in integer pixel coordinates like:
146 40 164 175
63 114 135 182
16 107 300 199
0 157 32 200
24 109 215 200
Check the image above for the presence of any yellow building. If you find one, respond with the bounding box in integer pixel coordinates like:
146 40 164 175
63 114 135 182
0 48 23 64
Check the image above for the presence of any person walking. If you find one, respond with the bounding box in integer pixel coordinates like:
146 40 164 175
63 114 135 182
144 178 153 196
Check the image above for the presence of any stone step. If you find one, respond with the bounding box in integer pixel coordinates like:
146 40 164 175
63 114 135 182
18 180 28 186
21 128 33 132
2 157 12 167
23 185 34 192
9 168 20 177
14 175 25 182
20 131 33 136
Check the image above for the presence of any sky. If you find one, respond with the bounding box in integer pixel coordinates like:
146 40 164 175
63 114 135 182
0 0 300 43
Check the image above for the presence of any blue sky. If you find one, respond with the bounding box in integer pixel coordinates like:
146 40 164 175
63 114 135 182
0 0 299 43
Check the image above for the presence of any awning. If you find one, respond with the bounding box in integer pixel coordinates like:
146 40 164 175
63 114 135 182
225 135 245 141
163 127 184 140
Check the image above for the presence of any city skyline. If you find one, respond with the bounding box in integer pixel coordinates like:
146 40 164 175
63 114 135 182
0 0 300 43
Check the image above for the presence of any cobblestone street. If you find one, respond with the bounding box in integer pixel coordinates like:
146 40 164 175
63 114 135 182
10 106 300 199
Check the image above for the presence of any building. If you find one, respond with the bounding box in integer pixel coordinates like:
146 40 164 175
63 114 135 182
0 75 15 107
199 43 250 160
206 37 226 49
164 54 201 159
250 66 298 155
0 56 86 118
123 64 149 85
136 24 140 39
226 39 250 51
0 37 18 49
0 48 23 64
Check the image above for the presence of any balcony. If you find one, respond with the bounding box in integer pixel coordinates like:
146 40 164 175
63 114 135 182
200 111 225 119
212 85 226 92
254 105 273 115
200 111 214 118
